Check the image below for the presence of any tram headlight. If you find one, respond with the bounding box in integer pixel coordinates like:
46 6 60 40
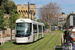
28 37 30 40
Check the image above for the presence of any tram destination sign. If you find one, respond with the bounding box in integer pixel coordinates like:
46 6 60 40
20 19 25 22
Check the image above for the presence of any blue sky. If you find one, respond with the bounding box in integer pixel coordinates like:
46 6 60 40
12 0 75 19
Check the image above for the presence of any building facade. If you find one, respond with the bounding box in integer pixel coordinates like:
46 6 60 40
17 4 36 19
58 14 67 27
51 17 58 26
51 14 67 27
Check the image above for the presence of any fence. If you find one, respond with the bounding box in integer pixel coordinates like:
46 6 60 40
0 31 4 45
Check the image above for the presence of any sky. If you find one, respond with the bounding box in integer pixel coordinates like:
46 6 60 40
12 0 75 19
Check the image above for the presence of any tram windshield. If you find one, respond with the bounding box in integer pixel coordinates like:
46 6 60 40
15 23 31 37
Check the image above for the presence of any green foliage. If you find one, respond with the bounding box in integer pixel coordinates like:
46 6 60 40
0 0 16 14
0 10 7 30
22 14 28 18
63 22 67 29
32 17 36 20
0 0 17 30
62 12 65 14
65 15 69 20
37 19 40 22
9 9 20 29
54 23 58 26
45 23 50 29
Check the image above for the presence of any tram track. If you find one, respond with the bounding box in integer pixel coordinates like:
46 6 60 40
52 33 60 50
37 33 59 50
16 35 54 50
16 35 51 50
0 30 63 50
4 33 60 50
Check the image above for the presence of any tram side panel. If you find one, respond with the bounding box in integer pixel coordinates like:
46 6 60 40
38 25 42 39
33 25 44 41
28 23 33 42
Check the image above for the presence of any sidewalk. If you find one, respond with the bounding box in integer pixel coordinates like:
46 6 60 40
0 36 15 42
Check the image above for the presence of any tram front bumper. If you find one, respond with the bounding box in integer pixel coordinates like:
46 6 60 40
16 37 29 43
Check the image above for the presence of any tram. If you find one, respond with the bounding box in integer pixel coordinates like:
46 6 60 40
67 12 75 46
15 19 45 43
51 26 58 30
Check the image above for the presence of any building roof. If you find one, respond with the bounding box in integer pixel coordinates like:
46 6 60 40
59 14 67 18
52 14 64 18
59 16 67 18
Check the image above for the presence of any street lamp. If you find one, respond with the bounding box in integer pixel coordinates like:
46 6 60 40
28 2 29 18
10 13 12 42
30 11 32 20
9 10 12 42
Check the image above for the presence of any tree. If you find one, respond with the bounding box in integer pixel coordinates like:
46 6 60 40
62 12 65 14
22 14 28 18
8 9 20 29
37 19 40 22
54 23 58 26
0 0 17 30
45 23 50 29
38 2 61 32
0 0 17 14
63 22 67 29
0 10 7 30
32 17 36 20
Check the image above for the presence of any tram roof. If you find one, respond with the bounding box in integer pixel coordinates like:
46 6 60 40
16 19 44 26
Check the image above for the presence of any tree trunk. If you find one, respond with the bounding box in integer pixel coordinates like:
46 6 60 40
50 24 51 32
49 17 52 34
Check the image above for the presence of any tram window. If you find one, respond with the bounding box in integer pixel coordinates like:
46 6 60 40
73 16 75 26
17 30 24 35
16 23 32 36
33 25 37 33
39 25 42 33
17 23 25 27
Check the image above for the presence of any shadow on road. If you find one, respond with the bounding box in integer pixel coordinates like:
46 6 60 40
13 41 36 45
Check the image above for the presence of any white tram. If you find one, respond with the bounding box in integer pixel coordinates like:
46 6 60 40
15 19 45 43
